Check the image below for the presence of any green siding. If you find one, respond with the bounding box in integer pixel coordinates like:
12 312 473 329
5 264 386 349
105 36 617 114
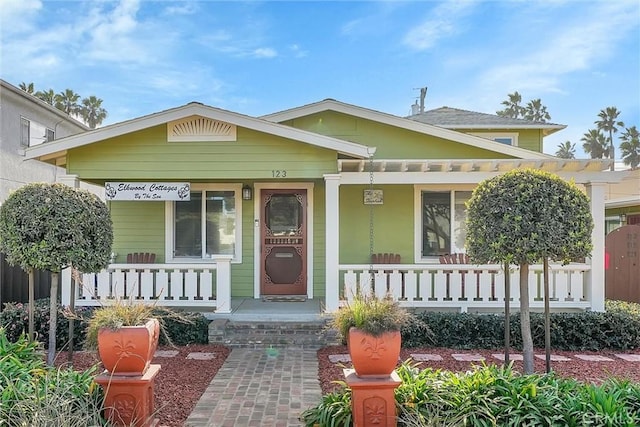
459 128 543 152
109 201 165 262
283 111 518 159
67 126 338 180
340 185 415 264
312 182 326 297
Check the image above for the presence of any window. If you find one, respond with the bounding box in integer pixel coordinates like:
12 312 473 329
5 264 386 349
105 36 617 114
418 190 472 258
470 132 518 146
168 185 242 261
20 117 54 147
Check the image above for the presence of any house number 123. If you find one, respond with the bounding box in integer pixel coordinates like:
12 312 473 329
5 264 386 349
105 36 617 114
272 170 287 178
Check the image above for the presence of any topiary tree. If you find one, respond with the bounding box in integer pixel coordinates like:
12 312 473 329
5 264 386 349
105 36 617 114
465 169 593 374
0 183 112 365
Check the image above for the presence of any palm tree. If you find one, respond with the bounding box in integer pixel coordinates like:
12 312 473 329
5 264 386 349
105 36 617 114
496 91 524 119
555 141 575 159
54 89 81 115
80 96 107 129
581 129 609 159
523 98 551 122
620 126 640 169
34 89 56 105
19 82 35 94
595 106 624 171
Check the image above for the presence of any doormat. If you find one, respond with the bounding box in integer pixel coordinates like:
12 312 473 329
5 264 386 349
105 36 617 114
262 295 307 302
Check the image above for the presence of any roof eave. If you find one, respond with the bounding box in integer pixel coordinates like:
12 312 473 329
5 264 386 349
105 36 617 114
25 102 372 161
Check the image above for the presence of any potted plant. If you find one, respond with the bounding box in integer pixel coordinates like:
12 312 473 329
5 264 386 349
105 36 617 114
85 300 159 376
332 292 410 377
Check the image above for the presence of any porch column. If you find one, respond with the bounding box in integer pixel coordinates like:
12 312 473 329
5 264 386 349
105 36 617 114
214 256 233 313
586 182 606 312
324 174 341 312
56 174 80 188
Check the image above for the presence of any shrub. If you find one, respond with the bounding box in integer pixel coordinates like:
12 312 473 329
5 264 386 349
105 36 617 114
303 360 640 426
0 298 210 349
409 306 640 351
158 309 210 345
0 299 92 350
0 328 105 426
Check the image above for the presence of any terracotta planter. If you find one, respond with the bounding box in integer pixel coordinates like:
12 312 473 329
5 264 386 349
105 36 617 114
347 327 401 378
97 318 160 376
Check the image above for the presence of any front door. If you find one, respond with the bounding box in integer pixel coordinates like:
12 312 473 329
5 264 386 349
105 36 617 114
260 189 307 295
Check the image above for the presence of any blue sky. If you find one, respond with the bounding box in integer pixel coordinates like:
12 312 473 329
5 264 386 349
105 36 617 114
1 0 639 157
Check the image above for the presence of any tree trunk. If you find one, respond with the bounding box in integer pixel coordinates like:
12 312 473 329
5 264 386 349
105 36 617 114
519 263 534 374
504 262 510 366
47 272 58 366
543 258 551 373
28 269 35 341
67 275 76 363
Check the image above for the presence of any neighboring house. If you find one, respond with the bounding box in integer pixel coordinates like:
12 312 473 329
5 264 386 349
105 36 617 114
24 99 625 315
604 168 640 231
0 79 92 203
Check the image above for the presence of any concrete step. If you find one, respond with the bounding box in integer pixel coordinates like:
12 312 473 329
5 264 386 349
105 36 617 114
208 319 340 348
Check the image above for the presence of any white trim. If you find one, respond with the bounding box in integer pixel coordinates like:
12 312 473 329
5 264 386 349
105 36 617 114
168 115 237 142
413 186 474 263
469 132 519 147
252 182 315 299
339 170 623 185
164 183 243 263
324 174 341 312
587 183 607 312
25 103 372 161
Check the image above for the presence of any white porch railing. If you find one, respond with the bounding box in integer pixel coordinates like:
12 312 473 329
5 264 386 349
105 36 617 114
61 259 232 313
339 263 592 312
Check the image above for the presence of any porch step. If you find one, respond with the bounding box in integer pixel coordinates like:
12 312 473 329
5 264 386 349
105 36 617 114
208 318 340 348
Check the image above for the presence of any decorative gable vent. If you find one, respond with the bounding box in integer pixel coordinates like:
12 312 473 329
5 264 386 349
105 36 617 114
168 116 237 142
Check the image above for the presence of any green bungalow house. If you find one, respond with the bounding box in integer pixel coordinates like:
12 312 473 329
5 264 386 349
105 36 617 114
24 99 625 316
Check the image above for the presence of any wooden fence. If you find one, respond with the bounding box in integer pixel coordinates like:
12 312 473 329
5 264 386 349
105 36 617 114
0 253 52 310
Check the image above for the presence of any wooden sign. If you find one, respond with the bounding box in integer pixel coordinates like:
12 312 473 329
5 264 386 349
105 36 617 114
105 182 190 201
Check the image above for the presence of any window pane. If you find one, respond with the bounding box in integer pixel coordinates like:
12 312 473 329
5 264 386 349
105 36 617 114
20 118 29 146
453 191 472 252
493 137 513 145
206 191 236 256
422 192 450 256
175 193 202 257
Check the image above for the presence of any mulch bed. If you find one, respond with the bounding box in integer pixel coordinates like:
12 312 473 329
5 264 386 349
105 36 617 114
317 345 640 394
53 344 640 426
56 344 230 427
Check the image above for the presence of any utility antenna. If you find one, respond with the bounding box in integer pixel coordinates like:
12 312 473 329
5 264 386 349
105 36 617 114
412 86 428 114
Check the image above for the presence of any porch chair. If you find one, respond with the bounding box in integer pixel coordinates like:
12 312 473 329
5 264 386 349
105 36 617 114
126 252 156 263
124 253 157 300
371 253 404 296
438 253 496 302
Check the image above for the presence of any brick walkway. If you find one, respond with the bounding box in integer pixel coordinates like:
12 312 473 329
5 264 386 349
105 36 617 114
184 348 321 427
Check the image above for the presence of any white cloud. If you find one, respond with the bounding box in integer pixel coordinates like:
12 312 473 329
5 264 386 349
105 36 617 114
164 1 198 16
479 2 639 96
403 0 478 50
252 47 277 58
289 44 307 58
0 0 42 35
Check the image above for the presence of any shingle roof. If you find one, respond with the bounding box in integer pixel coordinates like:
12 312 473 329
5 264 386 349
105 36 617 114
407 106 565 135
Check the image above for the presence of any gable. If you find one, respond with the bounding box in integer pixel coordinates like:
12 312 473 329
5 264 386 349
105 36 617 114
66 123 339 181
263 99 552 160
25 102 372 165
276 110 519 160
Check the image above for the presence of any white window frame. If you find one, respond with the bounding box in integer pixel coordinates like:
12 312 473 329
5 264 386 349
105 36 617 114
165 183 242 263
20 116 55 147
470 132 519 146
413 185 473 263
